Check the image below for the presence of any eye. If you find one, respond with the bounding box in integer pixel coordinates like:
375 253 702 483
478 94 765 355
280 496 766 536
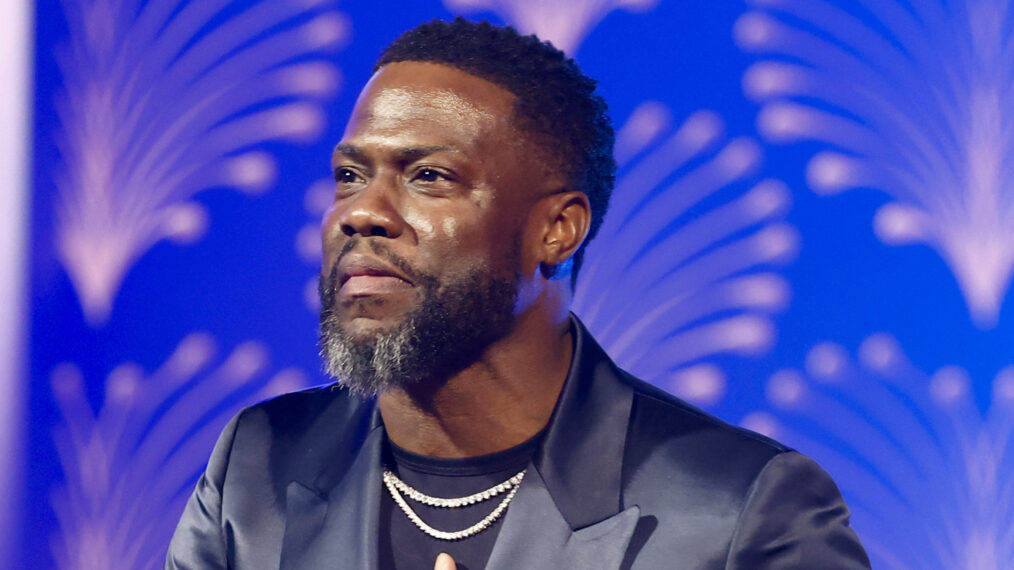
335 167 362 184
413 168 447 183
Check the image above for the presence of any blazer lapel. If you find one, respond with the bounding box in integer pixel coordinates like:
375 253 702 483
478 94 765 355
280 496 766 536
486 465 641 570
488 315 643 568
281 406 385 570
534 315 635 529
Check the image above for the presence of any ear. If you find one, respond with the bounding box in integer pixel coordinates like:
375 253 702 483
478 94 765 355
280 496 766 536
538 191 591 273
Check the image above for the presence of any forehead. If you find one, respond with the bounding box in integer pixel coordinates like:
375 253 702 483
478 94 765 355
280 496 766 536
342 62 518 147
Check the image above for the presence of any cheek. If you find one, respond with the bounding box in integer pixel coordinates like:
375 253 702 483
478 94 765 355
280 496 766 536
404 198 486 253
320 206 344 272
429 221 488 261
442 214 462 238
415 216 502 272
402 210 435 237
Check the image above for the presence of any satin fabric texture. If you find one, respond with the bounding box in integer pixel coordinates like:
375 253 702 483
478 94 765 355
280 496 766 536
165 315 871 569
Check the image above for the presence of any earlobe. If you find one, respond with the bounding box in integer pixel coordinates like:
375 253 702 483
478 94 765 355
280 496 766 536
540 261 559 279
539 257 573 281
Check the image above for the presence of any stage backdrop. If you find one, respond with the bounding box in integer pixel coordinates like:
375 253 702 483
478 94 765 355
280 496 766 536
24 0 1014 568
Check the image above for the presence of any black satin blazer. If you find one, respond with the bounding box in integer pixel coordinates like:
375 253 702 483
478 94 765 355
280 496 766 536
166 316 870 569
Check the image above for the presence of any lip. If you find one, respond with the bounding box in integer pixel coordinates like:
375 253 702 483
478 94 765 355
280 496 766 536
336 253 414 296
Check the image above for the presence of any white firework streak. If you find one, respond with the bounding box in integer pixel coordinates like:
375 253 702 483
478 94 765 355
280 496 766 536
443 0 659 53
574 103 798 406
48 334 308 570
735 0 1014 328
53 0 348 326
742 337 1014 569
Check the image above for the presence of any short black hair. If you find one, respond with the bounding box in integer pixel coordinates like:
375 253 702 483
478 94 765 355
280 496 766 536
375 18 615 278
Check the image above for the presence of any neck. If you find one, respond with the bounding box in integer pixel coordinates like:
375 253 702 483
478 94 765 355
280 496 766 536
378 307 572 458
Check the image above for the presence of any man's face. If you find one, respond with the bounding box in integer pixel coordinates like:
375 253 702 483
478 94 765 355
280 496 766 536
318 61 552 394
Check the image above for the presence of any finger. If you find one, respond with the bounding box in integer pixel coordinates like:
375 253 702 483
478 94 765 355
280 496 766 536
434 552 457 570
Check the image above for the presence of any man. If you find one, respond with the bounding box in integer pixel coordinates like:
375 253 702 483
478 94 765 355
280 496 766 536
166 18 870 570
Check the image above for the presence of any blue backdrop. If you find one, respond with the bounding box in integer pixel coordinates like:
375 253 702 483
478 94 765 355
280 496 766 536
27 0 1014 568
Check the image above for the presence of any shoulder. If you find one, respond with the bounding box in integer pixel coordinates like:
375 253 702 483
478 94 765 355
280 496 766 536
616 376 870 565
624 372 788 466
220 383 376 490
167 384 368 569
620 372 791 506
232 383 368 439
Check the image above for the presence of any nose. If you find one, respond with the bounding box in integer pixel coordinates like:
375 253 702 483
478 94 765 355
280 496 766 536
333 180 405 239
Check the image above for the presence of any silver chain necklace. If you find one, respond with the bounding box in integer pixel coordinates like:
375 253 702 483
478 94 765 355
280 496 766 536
382 469 526 541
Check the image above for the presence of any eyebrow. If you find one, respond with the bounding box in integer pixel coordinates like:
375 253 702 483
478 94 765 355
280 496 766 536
332 143 458 164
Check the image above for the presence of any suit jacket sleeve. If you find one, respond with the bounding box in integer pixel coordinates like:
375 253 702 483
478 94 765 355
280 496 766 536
164 414 240 570
725 451 871 569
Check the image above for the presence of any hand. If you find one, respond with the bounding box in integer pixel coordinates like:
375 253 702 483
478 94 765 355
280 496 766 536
434 552 457 570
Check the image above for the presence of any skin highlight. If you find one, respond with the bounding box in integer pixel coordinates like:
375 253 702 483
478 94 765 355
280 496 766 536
321 61 592 460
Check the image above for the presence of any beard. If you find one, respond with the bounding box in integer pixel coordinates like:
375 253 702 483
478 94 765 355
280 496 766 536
318 240 519 397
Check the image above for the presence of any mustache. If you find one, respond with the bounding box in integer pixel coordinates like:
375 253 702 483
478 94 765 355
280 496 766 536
318 239 426 310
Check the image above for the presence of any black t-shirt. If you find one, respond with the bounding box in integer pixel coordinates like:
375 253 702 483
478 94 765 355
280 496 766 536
378 432 542 570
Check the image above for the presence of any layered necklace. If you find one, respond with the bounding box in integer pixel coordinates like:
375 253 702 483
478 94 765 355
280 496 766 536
382 469 526 541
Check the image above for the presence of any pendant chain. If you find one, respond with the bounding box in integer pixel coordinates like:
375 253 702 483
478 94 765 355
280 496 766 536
382 469 526 541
